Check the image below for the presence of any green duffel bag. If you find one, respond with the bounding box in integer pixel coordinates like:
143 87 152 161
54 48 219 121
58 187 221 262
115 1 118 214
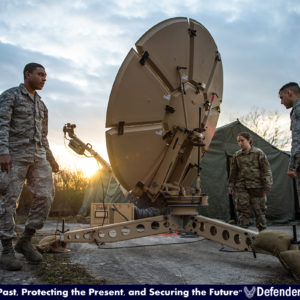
252 230 293 256
278 250 300 282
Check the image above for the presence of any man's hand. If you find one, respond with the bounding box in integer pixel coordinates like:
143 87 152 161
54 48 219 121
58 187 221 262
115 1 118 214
49 159 59 173
0 154 12 173
287 170 297 178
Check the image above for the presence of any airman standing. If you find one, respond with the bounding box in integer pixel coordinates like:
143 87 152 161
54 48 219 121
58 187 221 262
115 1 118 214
279 82 300 198
229 132 273 231
0 63 59 271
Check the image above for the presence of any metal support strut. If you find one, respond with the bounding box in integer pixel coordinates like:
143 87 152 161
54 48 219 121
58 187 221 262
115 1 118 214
56 215 258 252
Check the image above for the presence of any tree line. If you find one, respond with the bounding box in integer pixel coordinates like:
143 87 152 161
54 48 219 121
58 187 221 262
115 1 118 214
238 107 290 150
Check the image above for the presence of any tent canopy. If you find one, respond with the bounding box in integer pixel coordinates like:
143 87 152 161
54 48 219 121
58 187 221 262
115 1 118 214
199 120 299 224
78 169 127 216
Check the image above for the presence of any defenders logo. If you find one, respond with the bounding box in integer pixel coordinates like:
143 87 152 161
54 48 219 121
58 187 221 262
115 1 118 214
244 286 256 299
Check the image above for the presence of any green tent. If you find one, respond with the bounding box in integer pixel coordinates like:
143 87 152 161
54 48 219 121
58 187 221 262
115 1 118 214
78 168 127 216
199 120 300 224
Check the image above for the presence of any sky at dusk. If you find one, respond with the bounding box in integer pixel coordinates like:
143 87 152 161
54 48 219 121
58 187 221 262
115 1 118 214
0 0 299 176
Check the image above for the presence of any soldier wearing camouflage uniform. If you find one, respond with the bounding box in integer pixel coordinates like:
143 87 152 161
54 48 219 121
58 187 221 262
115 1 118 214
228 132 273 231
279 82 300 199
0 63 59 271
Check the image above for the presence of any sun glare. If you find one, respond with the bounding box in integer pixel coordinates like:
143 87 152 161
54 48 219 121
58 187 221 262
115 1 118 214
54 145 108 178
59 155 101 178
79 157 102 178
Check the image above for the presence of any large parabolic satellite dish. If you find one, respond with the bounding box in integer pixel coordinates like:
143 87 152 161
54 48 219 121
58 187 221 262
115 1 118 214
106 17 223 208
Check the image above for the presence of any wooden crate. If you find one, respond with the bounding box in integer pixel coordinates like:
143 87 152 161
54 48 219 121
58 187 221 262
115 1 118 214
90 203 134 227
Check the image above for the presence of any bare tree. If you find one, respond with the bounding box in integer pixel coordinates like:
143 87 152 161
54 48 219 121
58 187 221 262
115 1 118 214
237 107 290 150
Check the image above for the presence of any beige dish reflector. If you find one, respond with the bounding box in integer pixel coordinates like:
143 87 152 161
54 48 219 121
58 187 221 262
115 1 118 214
106 17 223 193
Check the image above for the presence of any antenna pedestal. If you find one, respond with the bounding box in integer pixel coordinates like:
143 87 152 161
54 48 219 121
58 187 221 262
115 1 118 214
166 195 208 216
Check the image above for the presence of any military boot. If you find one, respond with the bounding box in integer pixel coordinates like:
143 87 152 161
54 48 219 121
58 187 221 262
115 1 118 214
257 215 267 232
257 223 266 232
15 227 43 264
0 239 23 271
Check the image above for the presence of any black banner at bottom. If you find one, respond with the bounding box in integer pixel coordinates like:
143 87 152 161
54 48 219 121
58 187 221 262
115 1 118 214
0 285 300 299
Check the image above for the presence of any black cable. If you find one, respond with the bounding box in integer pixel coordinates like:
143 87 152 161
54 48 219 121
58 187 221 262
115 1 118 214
90 162 107 227
112 204 129 221
95 237 206 250
99 169 107 227
219 245 246 253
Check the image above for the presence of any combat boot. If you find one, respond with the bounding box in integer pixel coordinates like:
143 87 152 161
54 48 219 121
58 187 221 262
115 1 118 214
15 227 43 264
257 223 266 232
0 239 23 271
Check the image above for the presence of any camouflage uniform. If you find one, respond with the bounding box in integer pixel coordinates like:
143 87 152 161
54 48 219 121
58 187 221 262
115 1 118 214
0 84 54 240
289 99 300 200
228 146 273 231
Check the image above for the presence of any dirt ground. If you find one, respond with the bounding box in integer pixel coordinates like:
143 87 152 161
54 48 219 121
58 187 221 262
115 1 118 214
0 220 299 285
